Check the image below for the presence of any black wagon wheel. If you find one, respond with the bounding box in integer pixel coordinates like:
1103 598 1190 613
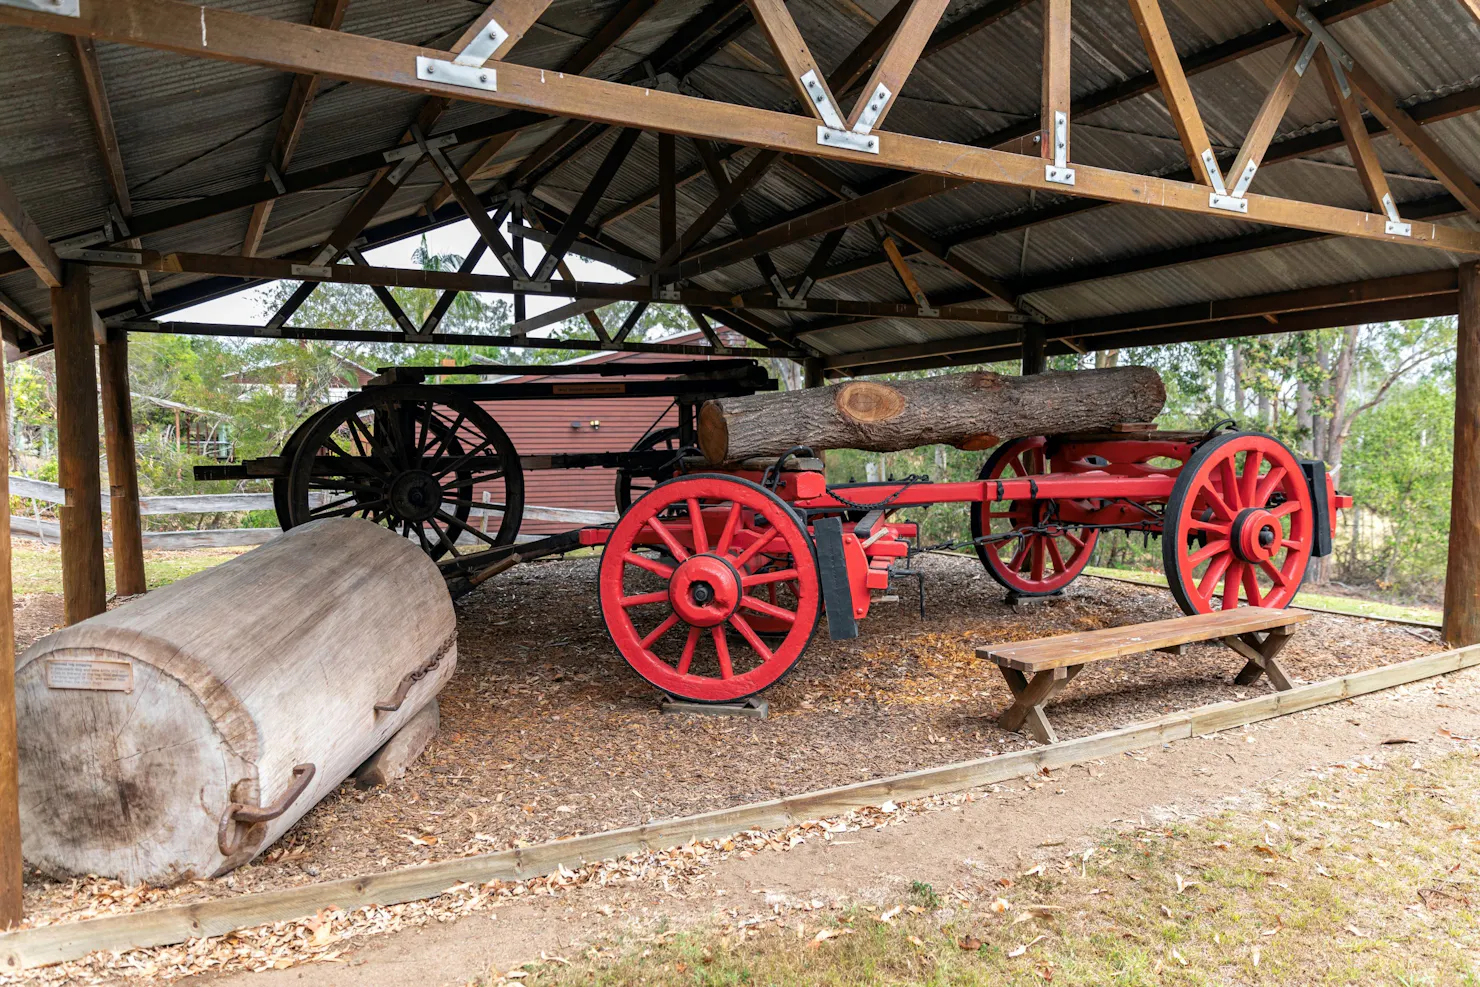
615 425 684 514
272 405 336 526
285 385 524 562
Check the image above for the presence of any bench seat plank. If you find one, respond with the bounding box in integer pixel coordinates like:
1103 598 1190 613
978 607 1312 673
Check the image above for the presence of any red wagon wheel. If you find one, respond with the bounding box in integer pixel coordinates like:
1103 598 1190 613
1163 431 1313 615
599 474 821 703
970 436 1098 595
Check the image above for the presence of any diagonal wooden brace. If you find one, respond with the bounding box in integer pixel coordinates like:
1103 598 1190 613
1222 624 1296 691
997 663 1083 744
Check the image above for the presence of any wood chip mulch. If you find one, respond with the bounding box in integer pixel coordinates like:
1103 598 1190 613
13 553 1439 937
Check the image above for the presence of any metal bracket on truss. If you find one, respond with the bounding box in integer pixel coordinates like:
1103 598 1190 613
290 264 334 279
0 0 79 14
775 295 808 310
1044 111 1075 186
800 70 845 131
1229 157 1259 198
1209 193 1249 214
453 18 509 67
1381 193 1411 237
852 82 891 135
817 127 879 154
416 56 497 93
56 246 143 264
1295 4 1353 96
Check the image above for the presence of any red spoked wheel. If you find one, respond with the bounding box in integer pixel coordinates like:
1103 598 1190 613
598 474 822 703
1163 431 1313 615
970 437 1098 595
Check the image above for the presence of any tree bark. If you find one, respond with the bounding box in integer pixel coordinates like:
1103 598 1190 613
698 366 1166 464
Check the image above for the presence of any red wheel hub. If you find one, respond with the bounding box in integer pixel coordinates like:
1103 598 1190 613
668 555 741 627
1232 508 1280 564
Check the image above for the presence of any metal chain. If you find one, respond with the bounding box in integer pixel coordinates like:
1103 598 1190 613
826 474 933 511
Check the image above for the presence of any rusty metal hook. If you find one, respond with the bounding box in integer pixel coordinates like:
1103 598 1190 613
217 763 316 857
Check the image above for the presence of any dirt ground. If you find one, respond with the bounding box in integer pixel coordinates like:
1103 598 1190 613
193 653 1480 987
12 552 1442 931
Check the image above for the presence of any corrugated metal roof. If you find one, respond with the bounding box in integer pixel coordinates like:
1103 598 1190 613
0 0 1475 364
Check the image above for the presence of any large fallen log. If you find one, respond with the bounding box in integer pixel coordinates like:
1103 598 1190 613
14 517 455 886
697 366 1166 464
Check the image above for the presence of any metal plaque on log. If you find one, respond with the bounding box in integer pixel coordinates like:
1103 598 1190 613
45 658 134 693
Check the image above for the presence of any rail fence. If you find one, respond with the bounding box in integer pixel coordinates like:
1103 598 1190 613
7 476 617 551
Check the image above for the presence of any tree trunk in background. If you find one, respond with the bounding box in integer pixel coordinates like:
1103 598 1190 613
1257 391 1270 430
1214 345 1227 416
1232 348 1245 421
1296 375 1312 456
1324 326 1360 474
1313 339 1330 462
1094 349 1120 369
698 367 1167 464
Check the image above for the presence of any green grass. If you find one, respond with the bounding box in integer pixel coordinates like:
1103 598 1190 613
478 754 1480 986
1083 566 1442 626
9 540 245 596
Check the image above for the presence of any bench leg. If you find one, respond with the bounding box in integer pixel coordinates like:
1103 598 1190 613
1222 626 1296 692
997 665 1082 744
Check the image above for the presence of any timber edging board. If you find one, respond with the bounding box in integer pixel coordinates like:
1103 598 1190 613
3 643 1477 971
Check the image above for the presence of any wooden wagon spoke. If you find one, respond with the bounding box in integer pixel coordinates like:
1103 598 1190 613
1195 553 1231 605
729 613 775 663
1254 465 1287 506
675 625 701 674
1258 558 1287 586
431 436 496 480
738 594 796 625
644 515 691 562
741 567 799 587
619 590 669 607
623 551 674 579
641 613 682 650
731 528 781 569
686 497 709 553
711 626 734 679
1221 561 1245 609
433 508 503 548
1188 538 1230 566
715 501 744 555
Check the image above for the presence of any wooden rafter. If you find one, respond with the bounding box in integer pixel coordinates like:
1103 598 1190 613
531 129 640 280
1316 50 1393 215
692 139 787 292
1260 0 1480 219
1224 39 1306 198
1461 0 1480 23
71 36 152 302
423 0 661 213
1040 0 1071 162
0 170 61 288
241 0 351 257
454 0 554 64
842 0 953 133
879 233 932 311
24 0 1442 255
1126 0 1223 188
86 247 1032 326
744 0 843 127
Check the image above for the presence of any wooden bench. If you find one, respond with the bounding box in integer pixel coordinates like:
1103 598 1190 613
976 607 1314 744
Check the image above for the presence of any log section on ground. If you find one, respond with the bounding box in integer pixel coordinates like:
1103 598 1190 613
13 518 457 887
697 366 1166 464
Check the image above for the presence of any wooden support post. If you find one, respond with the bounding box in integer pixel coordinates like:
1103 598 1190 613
1021 326 1045 375
803 356 824 388
0 347 19 929
99 328 146 597
50 264 106 624
1445 262 1480 646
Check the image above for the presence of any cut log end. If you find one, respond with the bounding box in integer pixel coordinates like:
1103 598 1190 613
835 381 906 423
697 401 728 465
